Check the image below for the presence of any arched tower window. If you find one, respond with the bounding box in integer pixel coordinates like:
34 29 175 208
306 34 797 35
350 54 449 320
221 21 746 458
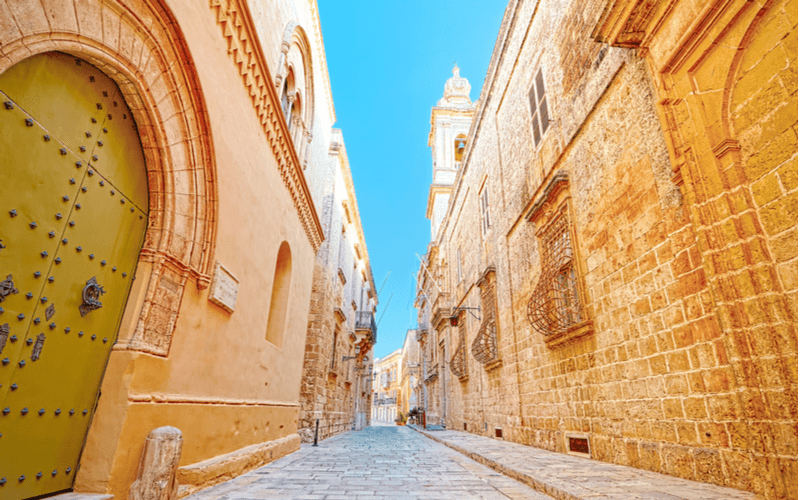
454 134 467 163
266 241 292 346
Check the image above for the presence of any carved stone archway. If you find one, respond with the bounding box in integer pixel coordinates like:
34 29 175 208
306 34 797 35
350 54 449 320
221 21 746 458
0 0 219 357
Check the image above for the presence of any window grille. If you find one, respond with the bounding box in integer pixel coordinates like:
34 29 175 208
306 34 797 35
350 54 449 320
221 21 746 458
449 315 468 381
529 68 550 147
527 208 583 335
472 269 499 365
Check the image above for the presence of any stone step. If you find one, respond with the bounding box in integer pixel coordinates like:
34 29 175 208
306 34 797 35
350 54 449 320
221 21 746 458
46 494 113 500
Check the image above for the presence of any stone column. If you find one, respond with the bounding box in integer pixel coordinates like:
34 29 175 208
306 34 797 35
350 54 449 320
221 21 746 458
129 426 183 500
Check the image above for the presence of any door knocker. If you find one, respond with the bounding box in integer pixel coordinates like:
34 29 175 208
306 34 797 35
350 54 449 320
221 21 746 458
79 277 105 316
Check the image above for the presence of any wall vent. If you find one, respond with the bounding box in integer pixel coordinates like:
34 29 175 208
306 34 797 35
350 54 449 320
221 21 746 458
495 427 503 439
569 437 589 454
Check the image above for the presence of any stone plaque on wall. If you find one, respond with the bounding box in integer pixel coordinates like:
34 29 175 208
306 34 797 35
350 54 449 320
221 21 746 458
208 262 239 313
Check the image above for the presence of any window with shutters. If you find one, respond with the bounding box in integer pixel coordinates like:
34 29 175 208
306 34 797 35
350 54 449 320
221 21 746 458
479 187 491 236
529 68 550 147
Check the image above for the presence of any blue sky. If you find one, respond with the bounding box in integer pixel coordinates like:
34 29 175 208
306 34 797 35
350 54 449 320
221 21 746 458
317 0 509 359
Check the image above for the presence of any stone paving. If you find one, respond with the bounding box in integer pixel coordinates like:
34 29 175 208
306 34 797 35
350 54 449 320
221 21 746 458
184 423 552 500
410 426 757 500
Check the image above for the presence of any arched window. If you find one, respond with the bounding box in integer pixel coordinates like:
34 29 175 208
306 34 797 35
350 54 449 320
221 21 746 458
454 134 467 163
266 241 292 346
281 69 295 124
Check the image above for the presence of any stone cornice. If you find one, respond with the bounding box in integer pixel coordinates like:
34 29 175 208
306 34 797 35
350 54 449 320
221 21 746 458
331 133 378 301
426 184 453 220
307 0 337 124
210 0 323 252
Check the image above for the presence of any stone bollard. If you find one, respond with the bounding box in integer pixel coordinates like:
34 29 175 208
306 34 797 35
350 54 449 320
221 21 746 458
129 426 183 500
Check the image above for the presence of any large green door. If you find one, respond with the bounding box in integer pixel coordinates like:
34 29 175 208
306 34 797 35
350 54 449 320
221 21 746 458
0 52 148 499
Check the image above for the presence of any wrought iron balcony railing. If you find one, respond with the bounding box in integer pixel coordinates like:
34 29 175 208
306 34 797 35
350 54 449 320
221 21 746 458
355 311 377 343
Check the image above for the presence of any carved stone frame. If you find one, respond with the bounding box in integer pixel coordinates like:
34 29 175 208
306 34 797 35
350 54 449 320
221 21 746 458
527 171 594 348
0 0 220 357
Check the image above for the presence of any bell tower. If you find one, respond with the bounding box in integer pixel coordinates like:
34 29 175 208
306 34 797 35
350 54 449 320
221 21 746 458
426 65 477 240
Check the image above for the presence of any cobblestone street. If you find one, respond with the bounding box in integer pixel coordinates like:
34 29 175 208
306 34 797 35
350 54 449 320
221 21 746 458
183 424 552 500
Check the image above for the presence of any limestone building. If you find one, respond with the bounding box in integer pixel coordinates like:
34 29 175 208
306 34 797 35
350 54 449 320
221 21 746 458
371 349 402 423
399 328 421 418
0 0 375 499
297 128 378 442
415 0 797 497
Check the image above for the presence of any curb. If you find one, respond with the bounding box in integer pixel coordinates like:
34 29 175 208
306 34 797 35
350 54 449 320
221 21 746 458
409 426 580 500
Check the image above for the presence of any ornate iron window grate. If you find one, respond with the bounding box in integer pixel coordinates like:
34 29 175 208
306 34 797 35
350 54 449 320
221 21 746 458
450 315 468 381
472 269 499 365
527 210 583 336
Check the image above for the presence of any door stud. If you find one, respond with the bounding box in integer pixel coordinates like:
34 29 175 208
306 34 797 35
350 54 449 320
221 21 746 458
60 148 67 155
34 272 41 278
79 146 86 152
10 384 17 390
9 209 16 217
1 358 8 365
40 251 48 257
38 409 45 416
56 213 62 220
36 472 42 479
29 222 37 229
20 407 27 414
24 118 33 127
69 178 76 185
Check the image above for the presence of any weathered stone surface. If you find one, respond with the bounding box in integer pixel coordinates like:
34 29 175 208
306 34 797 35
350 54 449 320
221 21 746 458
207 262 239 313
176 434 300 498
129 426 183 500
413 0 797 498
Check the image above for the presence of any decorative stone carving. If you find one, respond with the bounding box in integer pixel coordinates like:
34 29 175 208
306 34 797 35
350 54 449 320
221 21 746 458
207 262 239 313
129 426 183 500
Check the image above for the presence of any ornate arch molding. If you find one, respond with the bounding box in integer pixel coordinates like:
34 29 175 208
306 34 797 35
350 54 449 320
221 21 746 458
0 0 219 356
276 22 315 129
274 21 315 168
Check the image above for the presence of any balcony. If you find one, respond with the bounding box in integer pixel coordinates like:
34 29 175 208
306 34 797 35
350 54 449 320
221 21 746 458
355 311 377 343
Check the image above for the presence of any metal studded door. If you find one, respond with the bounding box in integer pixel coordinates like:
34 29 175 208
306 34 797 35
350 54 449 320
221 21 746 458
0 52 148 499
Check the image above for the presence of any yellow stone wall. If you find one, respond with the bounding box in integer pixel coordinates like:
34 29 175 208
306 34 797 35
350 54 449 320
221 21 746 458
420 0 797 497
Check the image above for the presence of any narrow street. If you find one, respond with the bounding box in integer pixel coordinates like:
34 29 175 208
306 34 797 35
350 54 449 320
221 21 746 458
184 424 552 500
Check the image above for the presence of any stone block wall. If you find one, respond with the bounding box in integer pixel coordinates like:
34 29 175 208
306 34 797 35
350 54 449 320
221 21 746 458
422 0 797 496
